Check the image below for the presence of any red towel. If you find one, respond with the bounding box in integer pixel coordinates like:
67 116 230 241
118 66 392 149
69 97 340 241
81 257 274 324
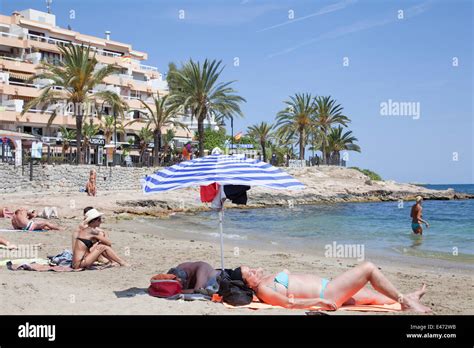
200 183 220 203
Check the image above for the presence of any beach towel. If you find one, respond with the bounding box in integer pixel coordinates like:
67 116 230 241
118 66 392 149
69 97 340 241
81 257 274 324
48 249 73 266
222 299 402 313
200 183 220 203
223 185 251 205
6 261 113 272
0 258 49 266
0 229 47 233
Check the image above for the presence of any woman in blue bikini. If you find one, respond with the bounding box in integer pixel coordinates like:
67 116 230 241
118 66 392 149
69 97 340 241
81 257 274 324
238 262 431 313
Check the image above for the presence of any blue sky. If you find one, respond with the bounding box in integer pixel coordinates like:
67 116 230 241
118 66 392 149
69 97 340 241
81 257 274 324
2 0 473 184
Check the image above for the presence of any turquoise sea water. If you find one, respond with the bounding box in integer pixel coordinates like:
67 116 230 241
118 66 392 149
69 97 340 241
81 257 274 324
153 184 474 263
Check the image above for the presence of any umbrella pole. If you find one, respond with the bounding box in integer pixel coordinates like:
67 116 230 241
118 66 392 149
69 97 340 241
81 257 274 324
219 206 225 271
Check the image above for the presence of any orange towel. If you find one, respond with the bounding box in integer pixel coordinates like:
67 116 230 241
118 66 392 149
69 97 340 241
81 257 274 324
151 274 177 281
223 300 401 312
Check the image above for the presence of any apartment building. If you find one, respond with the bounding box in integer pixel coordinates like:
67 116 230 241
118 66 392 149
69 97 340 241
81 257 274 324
0 8 214 148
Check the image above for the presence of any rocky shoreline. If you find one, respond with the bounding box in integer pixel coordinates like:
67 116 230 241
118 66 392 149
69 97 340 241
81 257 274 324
112 166 473 217
2 165 471 220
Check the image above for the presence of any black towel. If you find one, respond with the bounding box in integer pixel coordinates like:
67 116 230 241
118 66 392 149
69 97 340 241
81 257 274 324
223 185 251 205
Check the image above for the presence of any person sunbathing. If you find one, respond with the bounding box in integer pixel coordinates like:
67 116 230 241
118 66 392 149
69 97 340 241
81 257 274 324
11 208 61 231
1 207 35 219
167 261 221 294
72 209 129 269
0 237 17 250
236 262 431 313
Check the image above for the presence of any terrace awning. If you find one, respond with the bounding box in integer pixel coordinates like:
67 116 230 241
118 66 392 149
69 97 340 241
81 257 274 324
9 71 32 80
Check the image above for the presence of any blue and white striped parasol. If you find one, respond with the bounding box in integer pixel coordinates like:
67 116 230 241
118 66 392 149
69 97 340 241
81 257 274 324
142 154 304 269
142 154 304 193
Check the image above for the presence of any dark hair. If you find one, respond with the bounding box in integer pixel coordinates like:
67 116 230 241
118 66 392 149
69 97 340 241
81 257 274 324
83 207 94 215
230 267 244 282
218 269 253 306
89 216 102 224
167 268 188 287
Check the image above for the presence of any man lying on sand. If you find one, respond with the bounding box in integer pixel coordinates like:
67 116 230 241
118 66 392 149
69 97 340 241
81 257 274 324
1 207 35 219
11 208 61 231
72 208 129 269
168 261 221 294
234 262 431 313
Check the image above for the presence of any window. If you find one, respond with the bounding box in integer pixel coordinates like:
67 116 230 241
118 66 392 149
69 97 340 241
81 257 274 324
41 51 61 65
130 90 141 99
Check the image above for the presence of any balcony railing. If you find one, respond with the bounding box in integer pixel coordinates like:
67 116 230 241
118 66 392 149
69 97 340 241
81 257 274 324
27 34 122 58
122 95 141 100
27 33 71 46
0 55 25 62
139 64 158 72
0 32 19 39
6 80 64 90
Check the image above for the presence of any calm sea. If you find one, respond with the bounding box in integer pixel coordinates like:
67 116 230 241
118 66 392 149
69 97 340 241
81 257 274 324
149 184 474 265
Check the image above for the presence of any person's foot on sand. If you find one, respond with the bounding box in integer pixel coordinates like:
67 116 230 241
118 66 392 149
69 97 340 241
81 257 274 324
121 262 131 267
401 285 431 313
406 283 427 301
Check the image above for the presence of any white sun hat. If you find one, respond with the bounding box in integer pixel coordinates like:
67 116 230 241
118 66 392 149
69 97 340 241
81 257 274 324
83 208 104 223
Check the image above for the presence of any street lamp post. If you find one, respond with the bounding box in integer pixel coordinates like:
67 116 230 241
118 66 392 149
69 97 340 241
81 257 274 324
230 115 234 155
113 110 117 166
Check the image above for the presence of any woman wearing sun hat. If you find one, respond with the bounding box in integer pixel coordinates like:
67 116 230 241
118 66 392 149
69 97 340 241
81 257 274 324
72 209 130 269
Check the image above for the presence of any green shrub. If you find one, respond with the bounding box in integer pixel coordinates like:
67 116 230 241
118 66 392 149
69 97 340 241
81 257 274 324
350 167 382 181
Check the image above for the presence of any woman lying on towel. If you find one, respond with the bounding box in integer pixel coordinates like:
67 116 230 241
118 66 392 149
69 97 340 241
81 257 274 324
72 209 130 269
236 262 431 313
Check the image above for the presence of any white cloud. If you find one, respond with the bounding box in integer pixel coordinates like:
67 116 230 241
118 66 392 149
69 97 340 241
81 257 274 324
157 3 284 26
257 0 358 33
267 1 433 58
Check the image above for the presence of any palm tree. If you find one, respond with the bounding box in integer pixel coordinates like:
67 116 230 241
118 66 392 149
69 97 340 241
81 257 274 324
81 122 100 164
130 94 187 166
327 126 361 165
163 129 175 162
137 126 153 165
168 59 246 156
21 44 120 164
100 115 127 145
276 93 316 160
58 126 76 160
97 91 128 145
248 122 273 162
314 96 350 164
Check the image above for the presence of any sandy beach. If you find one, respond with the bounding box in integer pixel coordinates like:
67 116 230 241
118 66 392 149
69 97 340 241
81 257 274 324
1 170 473 315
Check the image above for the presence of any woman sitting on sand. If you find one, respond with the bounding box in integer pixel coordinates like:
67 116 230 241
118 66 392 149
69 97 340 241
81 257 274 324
235 262 431 313
72 209 129 269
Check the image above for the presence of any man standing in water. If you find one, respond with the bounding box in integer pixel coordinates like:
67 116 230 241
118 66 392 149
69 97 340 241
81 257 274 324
411 196 429 235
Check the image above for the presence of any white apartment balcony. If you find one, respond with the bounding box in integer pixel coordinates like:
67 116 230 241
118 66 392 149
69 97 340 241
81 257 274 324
0 31 24 48
26 33 123 59
94 83 121 95
139 64 158 72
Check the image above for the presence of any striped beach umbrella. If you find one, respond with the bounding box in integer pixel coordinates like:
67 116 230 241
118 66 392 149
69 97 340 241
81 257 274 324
142 154 304 269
